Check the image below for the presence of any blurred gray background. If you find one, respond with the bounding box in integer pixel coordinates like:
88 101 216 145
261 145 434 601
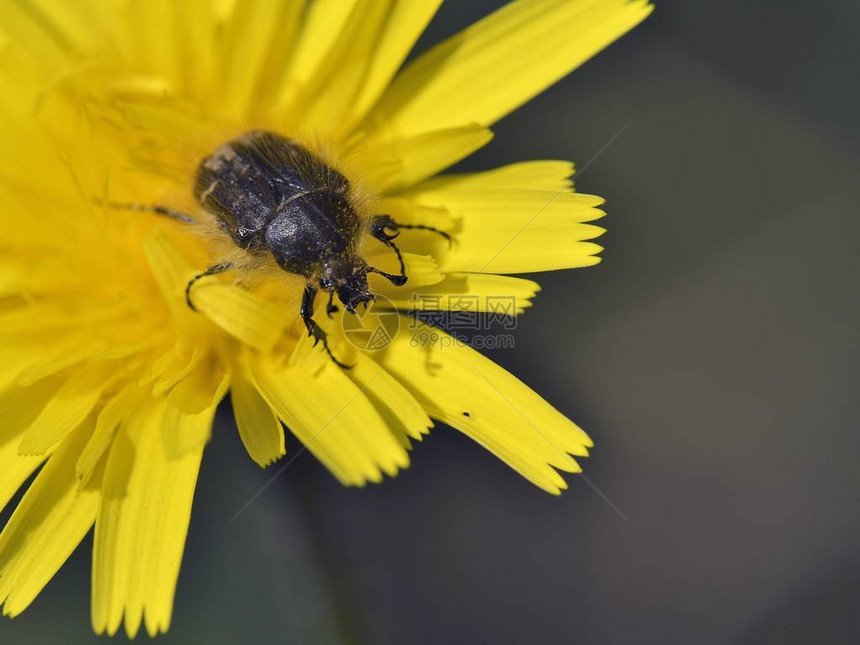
3 1 859 643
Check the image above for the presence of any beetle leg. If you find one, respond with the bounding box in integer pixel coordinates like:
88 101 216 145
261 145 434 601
95 200 195 223
302 284 351 369
366 266 407 287
368 216 408 285
185 262 233 311
325 289 339 318
368 215 454 286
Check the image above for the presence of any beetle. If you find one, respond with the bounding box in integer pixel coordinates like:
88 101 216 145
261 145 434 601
109 130 449 367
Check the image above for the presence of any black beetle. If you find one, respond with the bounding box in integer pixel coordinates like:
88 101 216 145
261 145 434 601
108 130 449 367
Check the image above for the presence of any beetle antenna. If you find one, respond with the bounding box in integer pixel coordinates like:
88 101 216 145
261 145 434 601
93 199 194 223
392 222 452 246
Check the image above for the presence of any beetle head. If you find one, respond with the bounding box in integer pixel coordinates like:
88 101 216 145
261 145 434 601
319 255 373 315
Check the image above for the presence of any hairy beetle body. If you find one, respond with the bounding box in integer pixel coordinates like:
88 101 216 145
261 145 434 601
194 130 360 277
114 130 450 367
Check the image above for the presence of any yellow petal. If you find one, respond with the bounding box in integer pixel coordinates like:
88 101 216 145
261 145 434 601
19 0 106 54
173 0 220 100
165 353 229 415
0 302 124 336
378 320 591 494
0 444 47 518
381 273 541 315
118 99 215 139
347 0 444 128
162 400 218 458
406 188 605 273
231 354 285 467
123 0 180 86
289 0 393 134
357 124 493 192
0 377 61 439
370 0 653 138
76 386 146 488
18 363 114 456
347 353 433 447
218 0 305 116
92 399 204 637
417 160 575 193
277 0 361 109
0 379 59 511
141 231 195 317
249 355 409 486
0 421 101 617
194 282 286 351
13 334 108 388
148 343 202 397
0 0 71 72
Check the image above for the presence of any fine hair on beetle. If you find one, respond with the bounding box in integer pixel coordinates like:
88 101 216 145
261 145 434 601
102 128 451 368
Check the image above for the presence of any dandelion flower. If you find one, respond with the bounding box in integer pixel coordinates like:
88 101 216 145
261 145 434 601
0 0 651 636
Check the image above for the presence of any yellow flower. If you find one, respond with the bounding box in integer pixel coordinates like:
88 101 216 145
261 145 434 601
0 0 651 637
